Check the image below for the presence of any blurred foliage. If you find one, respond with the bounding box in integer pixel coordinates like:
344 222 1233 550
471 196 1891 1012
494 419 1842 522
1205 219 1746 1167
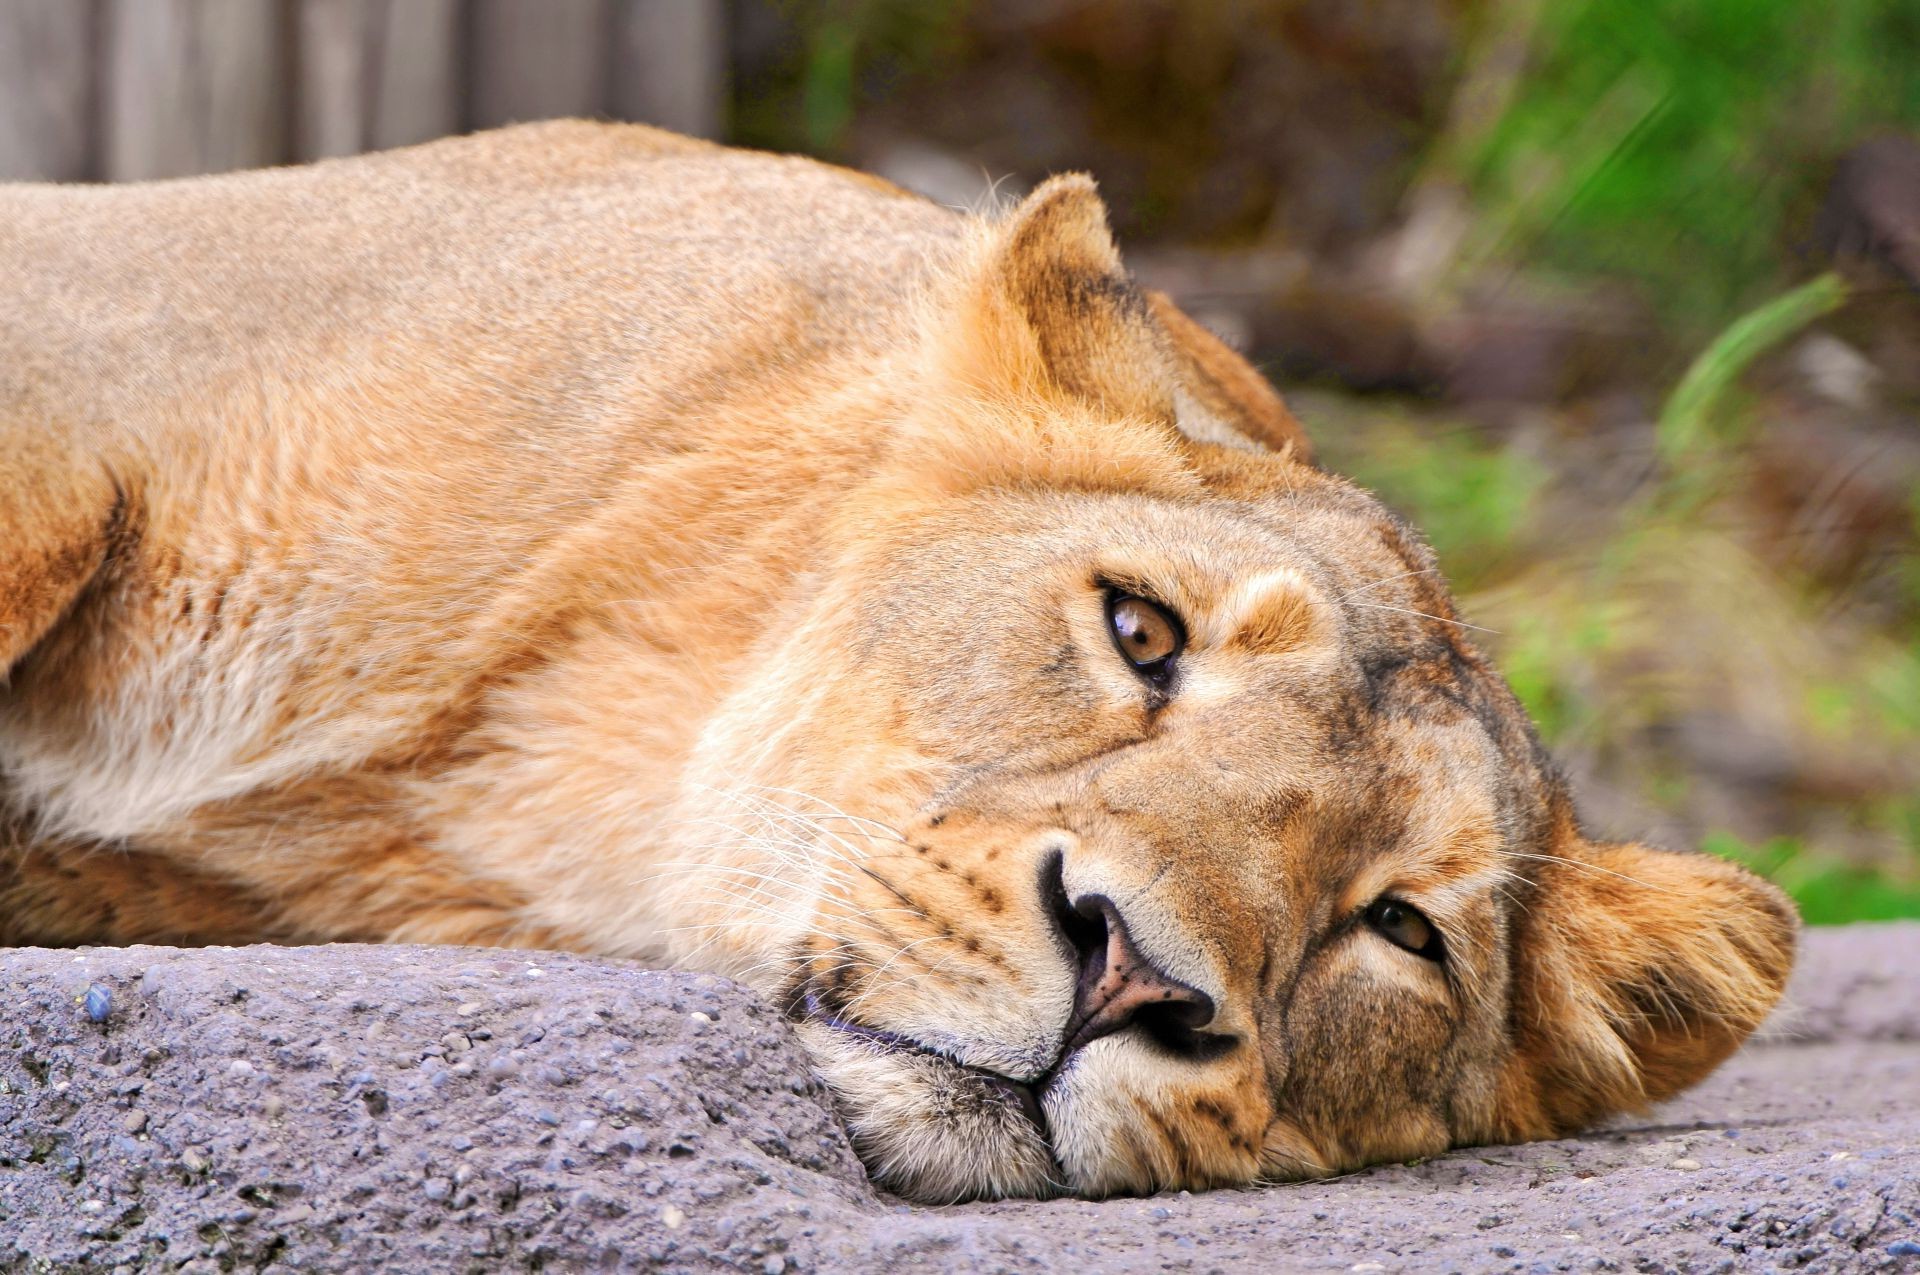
733 0 972 155
1456 0 1920 337
1655 272 1850 475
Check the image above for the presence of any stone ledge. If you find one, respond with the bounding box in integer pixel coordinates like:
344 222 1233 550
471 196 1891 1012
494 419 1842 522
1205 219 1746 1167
3 924 1916 1272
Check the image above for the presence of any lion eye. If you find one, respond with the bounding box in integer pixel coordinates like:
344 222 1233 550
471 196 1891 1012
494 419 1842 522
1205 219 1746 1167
1107 594 1183 675
1366 899 1443 960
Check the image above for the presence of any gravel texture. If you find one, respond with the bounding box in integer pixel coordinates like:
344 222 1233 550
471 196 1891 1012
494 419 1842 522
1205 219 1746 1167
3 924 1916 1273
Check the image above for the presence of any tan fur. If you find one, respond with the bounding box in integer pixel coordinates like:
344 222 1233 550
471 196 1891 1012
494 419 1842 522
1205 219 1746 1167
0 122 1795 1201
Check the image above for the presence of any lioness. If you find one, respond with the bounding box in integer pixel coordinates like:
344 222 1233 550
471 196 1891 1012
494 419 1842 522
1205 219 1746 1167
1 122 1794 1202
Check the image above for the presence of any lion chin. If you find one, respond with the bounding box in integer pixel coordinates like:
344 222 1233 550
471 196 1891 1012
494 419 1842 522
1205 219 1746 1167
0 121 1797 1202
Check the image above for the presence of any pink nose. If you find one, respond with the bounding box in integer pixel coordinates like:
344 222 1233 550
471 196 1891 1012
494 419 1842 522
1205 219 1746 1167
1054 889 1218 1058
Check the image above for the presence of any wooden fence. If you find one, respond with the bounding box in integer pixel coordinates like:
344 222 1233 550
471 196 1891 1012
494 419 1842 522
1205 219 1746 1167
0 0 727 183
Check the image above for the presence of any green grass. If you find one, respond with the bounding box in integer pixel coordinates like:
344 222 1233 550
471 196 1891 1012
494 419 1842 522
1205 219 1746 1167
1707 832 1920 924
1459 0 1920 340
1655 272 1850 471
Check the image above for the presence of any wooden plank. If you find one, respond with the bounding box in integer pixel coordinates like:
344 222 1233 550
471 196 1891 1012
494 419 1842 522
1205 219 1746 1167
103 0 287 180
467 0 610 129
295 0 460 159
611 0 726 139
0 0 96 182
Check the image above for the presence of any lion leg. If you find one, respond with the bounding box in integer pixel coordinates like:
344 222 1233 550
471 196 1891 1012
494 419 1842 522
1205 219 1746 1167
161 779 574 951
0 429 124 677
0 806 570 950
0 820 293 948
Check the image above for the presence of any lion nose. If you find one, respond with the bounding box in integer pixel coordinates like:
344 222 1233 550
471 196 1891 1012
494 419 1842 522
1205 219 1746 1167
1049 875 1218 1058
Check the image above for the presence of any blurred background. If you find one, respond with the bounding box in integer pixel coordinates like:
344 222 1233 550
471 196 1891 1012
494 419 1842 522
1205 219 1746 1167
2 0 1916 924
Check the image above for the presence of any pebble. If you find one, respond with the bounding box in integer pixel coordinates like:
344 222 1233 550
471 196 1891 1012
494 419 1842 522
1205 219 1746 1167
84 984 112 1023
226 1060 255 1080
181 1149 208 1173
763 1258 787 1275
536 1111 561 1127
456 1001 483 1015
121 1110 147 1135
1669 1158 1702 1171
441 1032 472 1054
661 1204 686 1230
421 1177 452 1202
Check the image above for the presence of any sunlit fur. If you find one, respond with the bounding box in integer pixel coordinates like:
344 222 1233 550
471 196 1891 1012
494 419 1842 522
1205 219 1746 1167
0 122 1795 1201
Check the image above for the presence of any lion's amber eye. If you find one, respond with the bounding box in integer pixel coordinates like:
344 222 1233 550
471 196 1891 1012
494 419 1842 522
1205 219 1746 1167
1366 899 1443 960
1107 593 1182 674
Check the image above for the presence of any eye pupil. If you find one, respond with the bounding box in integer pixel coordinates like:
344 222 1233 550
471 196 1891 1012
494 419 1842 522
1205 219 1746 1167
1366 898 1442 961
1106 594 1182 675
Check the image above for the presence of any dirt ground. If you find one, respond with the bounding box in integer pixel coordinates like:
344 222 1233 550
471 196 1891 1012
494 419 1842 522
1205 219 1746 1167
3 924 1915 1274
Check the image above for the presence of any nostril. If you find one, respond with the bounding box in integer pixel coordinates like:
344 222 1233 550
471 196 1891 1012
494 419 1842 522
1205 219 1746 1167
1038 865 1227 1061
1042 849 1107 965
1132 1000 1235 1062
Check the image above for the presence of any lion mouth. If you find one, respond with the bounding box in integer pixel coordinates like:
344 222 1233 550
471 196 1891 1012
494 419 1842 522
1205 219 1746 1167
795 985 1053 1140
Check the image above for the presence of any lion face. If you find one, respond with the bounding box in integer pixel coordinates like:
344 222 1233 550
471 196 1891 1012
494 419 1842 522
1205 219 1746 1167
670 179 1795 1202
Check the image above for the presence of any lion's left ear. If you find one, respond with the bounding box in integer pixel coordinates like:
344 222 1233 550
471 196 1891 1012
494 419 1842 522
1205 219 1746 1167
937 175 1310 459
1497 836 1797 1138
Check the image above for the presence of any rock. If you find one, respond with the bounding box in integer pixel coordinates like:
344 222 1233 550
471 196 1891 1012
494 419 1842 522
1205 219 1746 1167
0 926 1916 1272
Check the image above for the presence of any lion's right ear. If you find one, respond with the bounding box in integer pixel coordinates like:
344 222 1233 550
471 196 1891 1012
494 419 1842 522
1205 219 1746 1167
910 174 1305 483
1495 834 1797 1139
934 174 1174 421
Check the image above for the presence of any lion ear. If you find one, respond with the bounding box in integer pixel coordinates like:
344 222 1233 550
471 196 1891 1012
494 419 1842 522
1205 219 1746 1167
940 174 1173 419
936 177 1311 459
1498 836 1797 1137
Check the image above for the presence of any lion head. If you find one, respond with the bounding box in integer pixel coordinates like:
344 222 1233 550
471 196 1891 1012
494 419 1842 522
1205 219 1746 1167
669 177 1796 1202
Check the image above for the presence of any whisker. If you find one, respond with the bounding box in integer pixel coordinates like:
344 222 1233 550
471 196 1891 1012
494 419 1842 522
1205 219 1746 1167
1502 850 1678 894
1347 599 1502 636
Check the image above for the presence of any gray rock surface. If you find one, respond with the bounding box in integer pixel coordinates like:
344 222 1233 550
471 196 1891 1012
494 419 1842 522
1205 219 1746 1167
3 924 1916 1273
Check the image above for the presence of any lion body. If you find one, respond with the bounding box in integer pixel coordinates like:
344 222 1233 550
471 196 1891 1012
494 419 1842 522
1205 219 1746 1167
1 123 962 946
0 123 1790 1202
